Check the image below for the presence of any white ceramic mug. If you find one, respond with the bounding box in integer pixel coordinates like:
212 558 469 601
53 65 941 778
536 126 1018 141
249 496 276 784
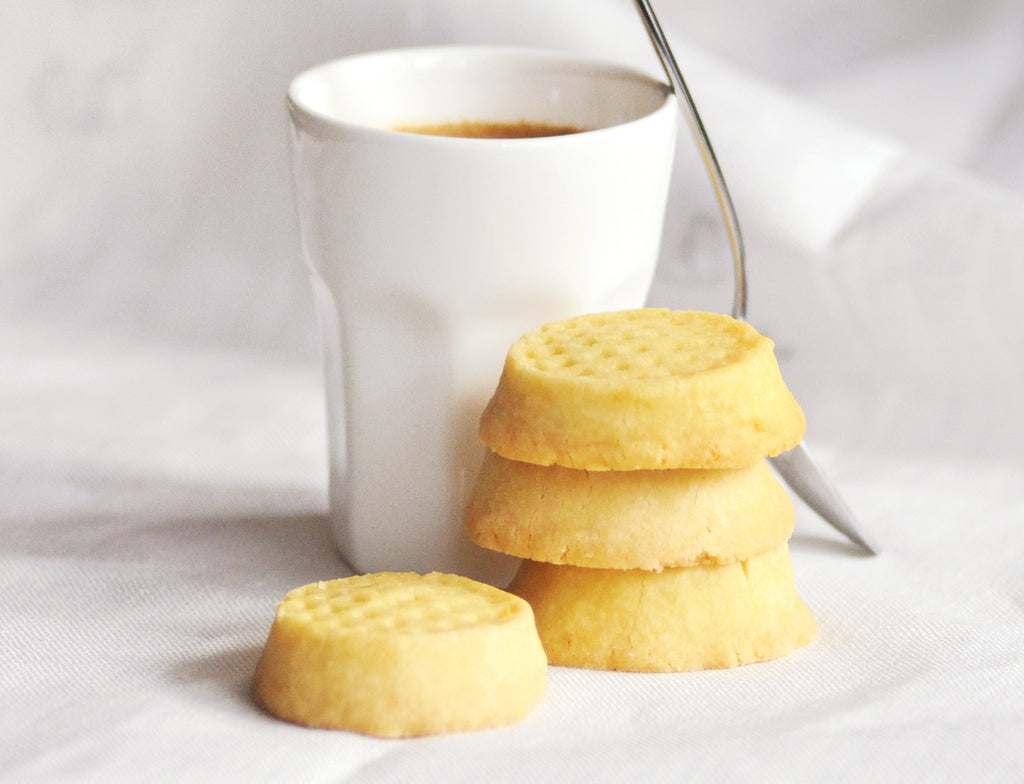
288 45 677 584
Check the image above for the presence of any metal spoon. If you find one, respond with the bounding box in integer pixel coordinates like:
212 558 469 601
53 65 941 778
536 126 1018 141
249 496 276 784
633 0 879 555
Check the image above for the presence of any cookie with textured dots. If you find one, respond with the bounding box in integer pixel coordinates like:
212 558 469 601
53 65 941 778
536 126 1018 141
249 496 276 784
254 572 546 736
479 308 806 470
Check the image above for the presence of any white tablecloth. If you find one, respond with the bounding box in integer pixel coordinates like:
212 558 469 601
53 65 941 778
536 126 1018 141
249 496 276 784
3 1 1022 781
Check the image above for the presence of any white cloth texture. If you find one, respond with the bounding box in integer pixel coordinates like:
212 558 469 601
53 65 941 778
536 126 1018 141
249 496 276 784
2 1 1023 782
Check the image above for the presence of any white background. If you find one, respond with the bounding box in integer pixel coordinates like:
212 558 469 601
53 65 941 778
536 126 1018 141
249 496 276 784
2 1 1022 781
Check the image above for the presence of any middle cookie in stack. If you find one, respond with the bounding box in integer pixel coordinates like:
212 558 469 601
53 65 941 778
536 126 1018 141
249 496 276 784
464 308 817 672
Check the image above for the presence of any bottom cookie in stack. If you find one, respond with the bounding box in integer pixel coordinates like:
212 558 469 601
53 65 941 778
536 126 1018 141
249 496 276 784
507 544 816 672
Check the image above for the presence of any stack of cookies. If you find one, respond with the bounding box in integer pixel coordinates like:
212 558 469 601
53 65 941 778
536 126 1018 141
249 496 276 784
464 308 817 672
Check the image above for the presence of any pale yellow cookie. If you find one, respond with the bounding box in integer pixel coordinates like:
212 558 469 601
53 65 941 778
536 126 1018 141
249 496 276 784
479 309 806 470
254 572 546 737
465 452 793 569
508 545 816 672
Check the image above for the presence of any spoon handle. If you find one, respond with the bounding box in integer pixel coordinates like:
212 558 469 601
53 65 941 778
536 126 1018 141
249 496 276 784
633 0 878 555
632 0 747 322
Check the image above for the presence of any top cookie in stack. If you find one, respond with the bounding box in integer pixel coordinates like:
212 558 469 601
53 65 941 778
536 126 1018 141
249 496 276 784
478 308 805 471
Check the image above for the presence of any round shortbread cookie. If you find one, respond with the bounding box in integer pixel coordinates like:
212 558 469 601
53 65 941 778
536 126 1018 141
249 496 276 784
465 452 794 569
479 308 806 470
254 572 546 737
508 545 816 672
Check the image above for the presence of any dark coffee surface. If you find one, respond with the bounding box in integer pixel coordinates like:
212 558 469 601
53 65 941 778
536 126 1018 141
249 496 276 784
393 120 583 138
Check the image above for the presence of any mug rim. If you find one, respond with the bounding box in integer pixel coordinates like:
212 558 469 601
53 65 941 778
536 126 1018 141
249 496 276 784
287 44 675 145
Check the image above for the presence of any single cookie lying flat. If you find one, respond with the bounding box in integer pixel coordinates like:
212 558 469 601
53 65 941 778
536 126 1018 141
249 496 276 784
508 544 816 672
465 451 794 569
254 572 546 737
479 309 806 470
